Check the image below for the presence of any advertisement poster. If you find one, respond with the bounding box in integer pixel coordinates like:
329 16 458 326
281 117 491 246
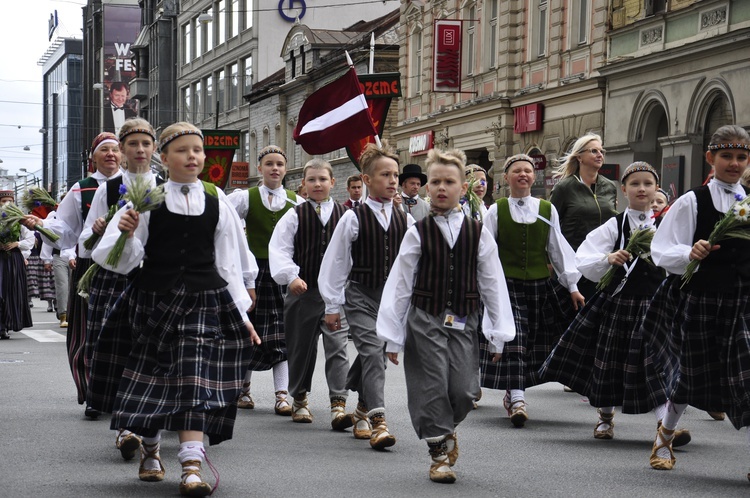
101 4 141 136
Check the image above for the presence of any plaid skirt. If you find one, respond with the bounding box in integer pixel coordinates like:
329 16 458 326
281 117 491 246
85 267 132 413
649 282 750 429
0 250 33 332
539 290 668 413
26 254 56 301
480 277 576 390
109 283 254 445
245 260 286 371
67 257 92 404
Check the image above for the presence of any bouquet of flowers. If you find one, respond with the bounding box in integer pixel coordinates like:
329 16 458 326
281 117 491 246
104 176 166 267
0 203 60 242
82 204 118 251
76 263 100 299
461 175 484 221
596 226 655 291
21 187 57 212
681 194 750 287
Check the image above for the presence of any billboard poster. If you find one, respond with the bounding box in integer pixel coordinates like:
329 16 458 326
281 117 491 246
101 4 141 136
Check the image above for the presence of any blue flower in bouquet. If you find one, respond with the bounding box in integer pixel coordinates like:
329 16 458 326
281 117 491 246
34 201 42 207
735 193 746 202
119 184 127 195
118 199 126 208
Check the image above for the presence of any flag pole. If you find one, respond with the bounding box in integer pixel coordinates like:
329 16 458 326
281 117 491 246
345 51 354 67
369 33 375 74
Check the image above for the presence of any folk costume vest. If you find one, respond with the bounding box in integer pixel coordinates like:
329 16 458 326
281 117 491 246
245 186 297 259
685 185 750 290
411 216 481 317
496 197 551 280
78 176 100 222
350 203 408 288
603 212 664 296
293 201 345 288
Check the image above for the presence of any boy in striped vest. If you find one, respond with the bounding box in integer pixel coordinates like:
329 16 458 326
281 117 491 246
319 143 413 451
269 159 353 430
377 148 515 483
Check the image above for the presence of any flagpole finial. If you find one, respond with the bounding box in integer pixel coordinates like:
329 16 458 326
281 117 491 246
345 51 354 67
374 135 382 148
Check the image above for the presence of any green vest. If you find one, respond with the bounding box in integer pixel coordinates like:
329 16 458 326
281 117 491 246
245 186 297 259
496 198 551 280
201 181 218 198
78 176 100 222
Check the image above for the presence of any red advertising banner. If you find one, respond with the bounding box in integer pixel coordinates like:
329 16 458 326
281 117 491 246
433 20 462 93
513 103 544 134
101 4 141 136
200 130 241 190
228 162 250 190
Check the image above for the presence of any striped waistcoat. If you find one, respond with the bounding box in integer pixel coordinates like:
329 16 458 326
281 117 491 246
411 216 481 317
293 201 345 288
350 203 408 288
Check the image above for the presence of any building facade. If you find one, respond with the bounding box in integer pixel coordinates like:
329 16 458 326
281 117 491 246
601 0 750 195
39 38 84 196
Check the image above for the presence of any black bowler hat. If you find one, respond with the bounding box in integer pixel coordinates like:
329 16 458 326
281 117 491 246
399 163 427 185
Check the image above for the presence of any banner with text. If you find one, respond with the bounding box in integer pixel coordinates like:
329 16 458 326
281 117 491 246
433 20 462 93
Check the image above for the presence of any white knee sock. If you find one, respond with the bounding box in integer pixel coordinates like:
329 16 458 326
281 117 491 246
661 401 687 431
653 403 667 424
141 431 162 472
273 361 289 392
242 370 253 389
510 389 525 403
178 441 205 484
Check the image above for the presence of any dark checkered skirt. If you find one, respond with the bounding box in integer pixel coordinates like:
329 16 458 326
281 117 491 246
245 259 286 371
0 249 33 332
108 283 254 445
539 289 668 413
26 254 56 301
85 267 132 413
67 257 92 404
649 281 750 429
480 277 576 390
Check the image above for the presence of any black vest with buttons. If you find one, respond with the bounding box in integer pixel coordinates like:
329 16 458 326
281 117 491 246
350 203 408 289
603 213 665 296
411 216 481 317
134 192 227 292
683 185 750 291
293 201 345 288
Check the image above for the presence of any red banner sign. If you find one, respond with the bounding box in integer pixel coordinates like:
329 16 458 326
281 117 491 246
433 20 462 93
408 131 434 156
199 129 241 189
514 103 544 134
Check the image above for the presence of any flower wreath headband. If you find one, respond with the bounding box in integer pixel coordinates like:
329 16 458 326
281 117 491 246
258 146 287 163
159 130 204 152
503 155 534 172
621 162 659 184
707 143 750 152
119 127 157 143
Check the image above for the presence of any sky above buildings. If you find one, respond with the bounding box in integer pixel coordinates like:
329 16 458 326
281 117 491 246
0 0 84 181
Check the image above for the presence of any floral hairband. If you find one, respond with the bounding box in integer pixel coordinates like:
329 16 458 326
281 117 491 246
159 130 203 152
503 156 534 172
621 163 659 184
707 143 750 151
119 127 157 142
258 147 287 163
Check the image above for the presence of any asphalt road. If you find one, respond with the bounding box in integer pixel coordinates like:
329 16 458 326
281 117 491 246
1 299 748 497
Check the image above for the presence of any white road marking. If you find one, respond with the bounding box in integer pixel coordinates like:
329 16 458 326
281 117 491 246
21 329 66 342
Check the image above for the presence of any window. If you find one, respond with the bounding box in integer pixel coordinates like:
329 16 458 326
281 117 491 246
488 0 498 68
182 23 191 64
217 69 225 114
194 81 202 122
243 56 252 95
243 130 250 162
205 75 213 119
409 29 422 97
205 14 214 52
182 86 191 121
194 20 202 58
229 63 239 109
230 0 239 38
537 0 548 57
577 0 588 45
465 4 476 76
244 0 253 30
218 0 226 45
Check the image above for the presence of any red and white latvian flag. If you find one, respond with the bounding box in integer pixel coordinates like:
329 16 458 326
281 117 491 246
293 67 378 155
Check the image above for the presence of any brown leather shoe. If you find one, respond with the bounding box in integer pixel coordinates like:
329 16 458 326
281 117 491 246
594 409 614 440
369 413 396 450
139 442 165 482
650 426 676 470
274 390 292 416
291 396 313 423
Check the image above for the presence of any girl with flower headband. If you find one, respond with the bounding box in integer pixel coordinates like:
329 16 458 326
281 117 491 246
478 154 583 427
642 124 750 478
226 144 299 415
540 162 690 447
461 163 490 221
377 147 514 483
23 131 124 419
0 190 34 339
92 121 260 496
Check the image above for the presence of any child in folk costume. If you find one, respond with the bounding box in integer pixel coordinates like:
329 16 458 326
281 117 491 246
645 125 750 478
479 154 584 427
652 188 670 219
227 145 298 414
319 143 414 450
91 122 260 496
540 162 690 445
26 232 56 312
461 163 489 221
269 159 353 429
377 148 515 483
0 191 34 339
23 132 123 419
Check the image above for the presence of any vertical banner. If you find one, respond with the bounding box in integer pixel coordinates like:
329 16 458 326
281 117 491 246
102 4 141 136
433 20 462 93
346 73 401 169
201 129 241 190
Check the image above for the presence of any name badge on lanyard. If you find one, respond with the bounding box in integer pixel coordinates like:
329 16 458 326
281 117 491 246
443 312 467 331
